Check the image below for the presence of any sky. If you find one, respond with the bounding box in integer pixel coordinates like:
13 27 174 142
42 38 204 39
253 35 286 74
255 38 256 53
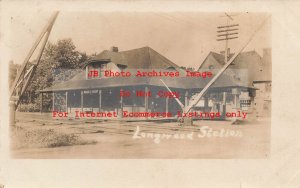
7 11 271 69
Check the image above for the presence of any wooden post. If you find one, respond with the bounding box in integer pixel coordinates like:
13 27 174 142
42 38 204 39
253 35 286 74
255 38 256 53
236 95 240 110
9 99 17 126
99 90 102 111
204 96 209 111
223 92 227 118
185 90 189 107
234 94 237 107
65 91 68 113
233 94 239 121
120 88 123 117
81 90 83 112
85 66 88 80
52 92 55 111
145 87 149 112
223 92 226 104
69 91 72 113
166 97 169 114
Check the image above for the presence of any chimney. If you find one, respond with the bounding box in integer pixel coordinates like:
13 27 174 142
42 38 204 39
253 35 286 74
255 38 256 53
227 48 230 56
220 48 231 64
110 46 119 52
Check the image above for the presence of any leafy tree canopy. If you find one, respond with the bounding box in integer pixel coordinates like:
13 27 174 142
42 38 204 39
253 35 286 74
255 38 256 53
15 38 89 104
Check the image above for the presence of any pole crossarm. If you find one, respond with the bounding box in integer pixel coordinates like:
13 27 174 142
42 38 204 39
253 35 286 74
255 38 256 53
217 24 239 29
217 28 239 33
217 37 238 41
217 32 238 37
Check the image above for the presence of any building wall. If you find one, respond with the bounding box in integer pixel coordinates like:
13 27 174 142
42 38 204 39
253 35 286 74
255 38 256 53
253 82 272 117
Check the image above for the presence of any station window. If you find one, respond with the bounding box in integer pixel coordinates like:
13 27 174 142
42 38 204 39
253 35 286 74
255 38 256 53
87 63 108 79
99 63 107 77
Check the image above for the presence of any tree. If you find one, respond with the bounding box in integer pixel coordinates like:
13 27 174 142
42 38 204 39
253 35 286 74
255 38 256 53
22 38 88 107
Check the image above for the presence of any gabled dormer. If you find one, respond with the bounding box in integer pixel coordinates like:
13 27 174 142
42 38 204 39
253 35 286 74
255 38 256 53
84 46 128 79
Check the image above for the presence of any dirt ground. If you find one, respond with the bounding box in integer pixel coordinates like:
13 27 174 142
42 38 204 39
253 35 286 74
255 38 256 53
11 112 270 159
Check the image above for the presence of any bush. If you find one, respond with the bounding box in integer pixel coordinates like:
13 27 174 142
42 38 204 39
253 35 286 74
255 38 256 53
19 103 40 112
11 127 97 149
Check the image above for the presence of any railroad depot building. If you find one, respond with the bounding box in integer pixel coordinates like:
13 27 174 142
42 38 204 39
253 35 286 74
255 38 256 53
40 46 265 119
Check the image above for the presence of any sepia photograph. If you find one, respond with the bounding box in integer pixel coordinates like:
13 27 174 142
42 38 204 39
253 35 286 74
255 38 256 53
2 1 300 187
8 11 271 159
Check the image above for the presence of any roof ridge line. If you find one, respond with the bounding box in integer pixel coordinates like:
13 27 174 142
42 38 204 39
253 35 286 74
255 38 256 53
148 47 181 69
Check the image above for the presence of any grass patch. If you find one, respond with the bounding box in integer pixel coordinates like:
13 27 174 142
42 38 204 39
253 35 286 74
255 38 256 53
11 126 97 149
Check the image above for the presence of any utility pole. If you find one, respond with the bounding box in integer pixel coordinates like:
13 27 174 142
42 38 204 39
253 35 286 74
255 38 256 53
217 13 239 64
217 13 239 121
160 15 270 126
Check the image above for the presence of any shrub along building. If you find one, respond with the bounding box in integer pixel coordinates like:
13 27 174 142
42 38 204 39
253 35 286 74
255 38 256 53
40 46 258 120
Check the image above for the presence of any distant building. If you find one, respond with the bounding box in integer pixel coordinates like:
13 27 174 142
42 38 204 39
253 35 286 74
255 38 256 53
253 49 271 117
198 48 272 117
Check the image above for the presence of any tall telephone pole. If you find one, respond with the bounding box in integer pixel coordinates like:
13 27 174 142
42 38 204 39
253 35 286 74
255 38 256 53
217 13 239 64
160 15 270 126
